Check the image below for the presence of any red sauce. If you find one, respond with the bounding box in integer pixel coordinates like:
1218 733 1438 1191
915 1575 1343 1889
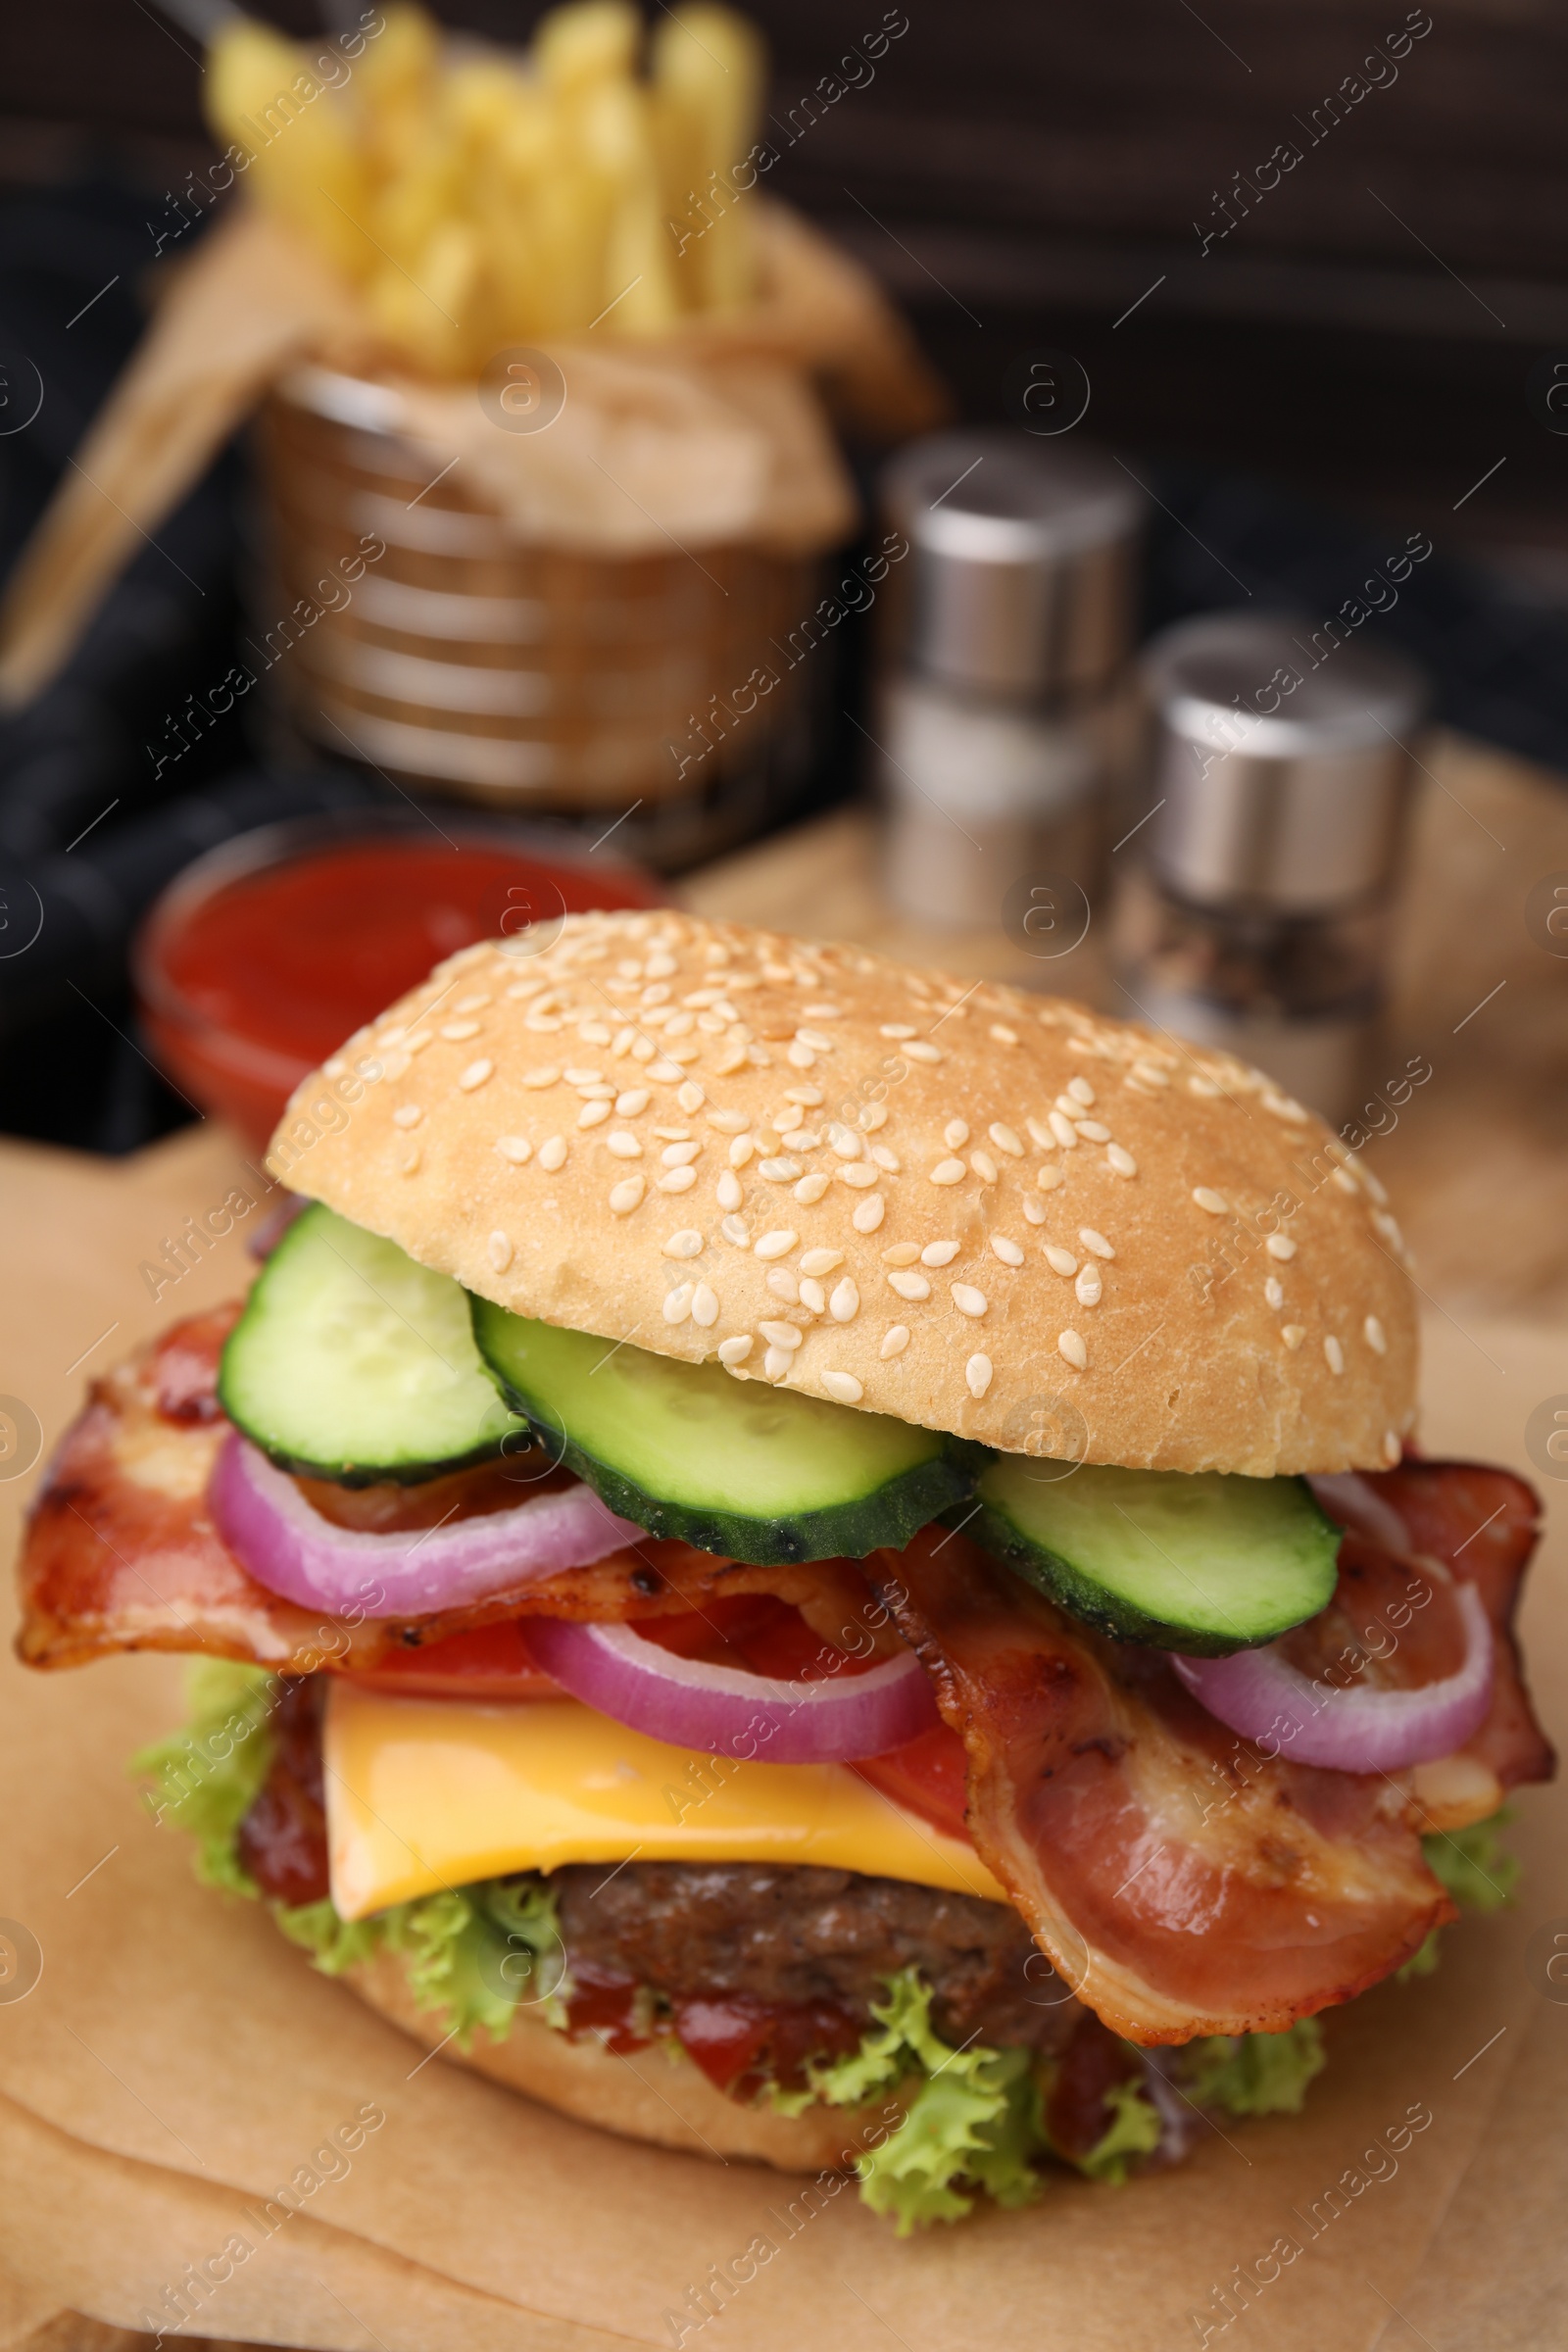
138 833 661 1146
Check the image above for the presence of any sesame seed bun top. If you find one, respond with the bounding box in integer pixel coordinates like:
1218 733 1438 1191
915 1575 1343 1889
270 909 1418 1478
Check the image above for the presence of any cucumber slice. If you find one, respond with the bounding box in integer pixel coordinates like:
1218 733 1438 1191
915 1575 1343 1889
471 1300 974 1565
220 1204 526 1484
971 1458 1340 1655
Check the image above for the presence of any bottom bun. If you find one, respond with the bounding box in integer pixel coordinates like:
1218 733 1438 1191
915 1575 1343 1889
345 1947 897 2175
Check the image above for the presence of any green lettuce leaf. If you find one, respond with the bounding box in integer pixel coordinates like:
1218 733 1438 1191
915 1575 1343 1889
802 1969 1047 2233
1074 2076 1164 2182
1399 1808 1519 1984
1181 2018 1327 2117
128 1660 278 1894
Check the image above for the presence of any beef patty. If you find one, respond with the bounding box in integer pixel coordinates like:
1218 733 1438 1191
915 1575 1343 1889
553 1859 1080 2053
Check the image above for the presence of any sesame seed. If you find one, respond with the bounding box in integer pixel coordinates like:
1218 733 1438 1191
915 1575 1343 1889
564 1066 603 1086
1188 1075 1221 1098
578 1021 612 1047
1037 1165 1064 1194
822 1370 863 1405
441 1020 481 1041
708 1107 749 1133
1106 1145 1137 1178
760 1156 803 1182
715 1170 743 1210
763 1346 794 1381
990 1024 1018 1046
610 1175 645 1214
1022 1197 1047 1225
692 1283 719 1328
781 1128 818 1152
787 1043 816 1069
792 1172 828 1204
881 1024 917 1040
400 1148 421 1175
1132 1061 1169 1087
458 1058 494 1092
662 1230 704 1258
1044 1246 1078 1277
905 1042 942 1063
929 1158 966 1186
614 1089 650 1116
576 1083 615 1101
965 1353 993 1399
970 1151 998 1184
578 1101 612 1128
1324 1336 1345 1374
989 1123 1024 1157
881 1326 910 1358
768 1268 801 1304
1048 1110 1078 1150
869 1145 900 1174
650 1059 686 1082
1079 1228 1114 1260
1364 1315 1388 1355
392 1103 422 1129
825 1124 861 1159
830 1278 859 1322
1067 1077 1096 1106
884 1244 922 1266
1383 1430 1401 1465
677 1081 706 1113
662 1140 701 1167
1058 1330 1088 1370
1332 1168 1359 1196
727 1136 755 1170
1193 1188 1228 1214
839 1162 881 1191
1265 1234 1297 1260
1075 1265 1102 1307
755 1230 798 1260
945 1119 970 1151
922 1241 959 1268
1264 1277 1285 1309
495 1136 532 1164
487 1231 514 1273
853 1196 886 1232
858 1102 889 1133
1026 1118 1054 1152
888 1270 931 1302
952 1284 988 1318
1281 1324 1305 1350
717 1336 753 1367
800 1248 844 1277
608 1131 643 1160
799 1277 826 1313
662 1284 694 1325
1075 1120 1110 1143
538 1135 567 1172
658 1167 697 1193
989 1236 1024 1269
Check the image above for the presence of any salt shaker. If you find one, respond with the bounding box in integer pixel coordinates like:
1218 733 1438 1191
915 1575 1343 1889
874 431 1143 928
1112 612 1428 1125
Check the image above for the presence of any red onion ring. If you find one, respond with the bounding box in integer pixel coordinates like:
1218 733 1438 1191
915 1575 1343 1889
523 1615 940 1764
210 1431 645 1619
1169 1581 1494 1773
1307 1472 1411 1555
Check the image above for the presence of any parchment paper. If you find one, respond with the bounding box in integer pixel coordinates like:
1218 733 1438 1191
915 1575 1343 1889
1 1124 1563 2351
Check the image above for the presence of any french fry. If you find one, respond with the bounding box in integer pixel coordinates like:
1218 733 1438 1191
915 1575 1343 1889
652 5 764 315
205 22 374 283
534 0 642 92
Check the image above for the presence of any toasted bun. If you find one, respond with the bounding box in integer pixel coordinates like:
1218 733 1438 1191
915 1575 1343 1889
346 1948 889 2172
270 910 1416 1476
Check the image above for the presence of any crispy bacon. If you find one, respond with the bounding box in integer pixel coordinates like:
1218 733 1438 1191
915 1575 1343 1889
15 1312 870 1671
876 1525 1454 2044
873 1462 1553 2046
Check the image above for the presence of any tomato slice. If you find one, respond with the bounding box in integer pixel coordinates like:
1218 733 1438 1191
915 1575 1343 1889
339 1618 561 1701
852 1722 972 1844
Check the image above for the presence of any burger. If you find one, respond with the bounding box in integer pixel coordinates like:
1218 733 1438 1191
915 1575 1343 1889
17 910 1552 2231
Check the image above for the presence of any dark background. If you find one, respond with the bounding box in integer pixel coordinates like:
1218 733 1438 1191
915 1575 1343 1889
1 0 1566 1151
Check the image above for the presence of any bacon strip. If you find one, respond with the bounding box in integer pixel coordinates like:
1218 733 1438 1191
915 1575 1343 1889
875 1524 1456 2044
15 1313 867 1671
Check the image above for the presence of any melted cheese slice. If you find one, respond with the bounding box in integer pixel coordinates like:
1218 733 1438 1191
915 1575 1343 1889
324 1685 1006 1919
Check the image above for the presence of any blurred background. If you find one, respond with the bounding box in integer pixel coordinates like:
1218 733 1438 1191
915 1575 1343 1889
1 0 1565 1312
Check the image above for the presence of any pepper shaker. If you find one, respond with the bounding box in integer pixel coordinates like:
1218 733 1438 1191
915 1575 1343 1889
873 431 1143 929
1112 612 1428 1124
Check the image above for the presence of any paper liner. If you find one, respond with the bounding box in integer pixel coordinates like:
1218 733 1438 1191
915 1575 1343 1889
1 1124 1562 2350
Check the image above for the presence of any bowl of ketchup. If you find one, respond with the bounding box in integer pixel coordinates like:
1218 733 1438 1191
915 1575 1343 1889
134 809 663 1148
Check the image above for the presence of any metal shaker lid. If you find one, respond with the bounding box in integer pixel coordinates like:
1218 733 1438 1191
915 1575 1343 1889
881 430 1143 701
1140 612 1428 912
